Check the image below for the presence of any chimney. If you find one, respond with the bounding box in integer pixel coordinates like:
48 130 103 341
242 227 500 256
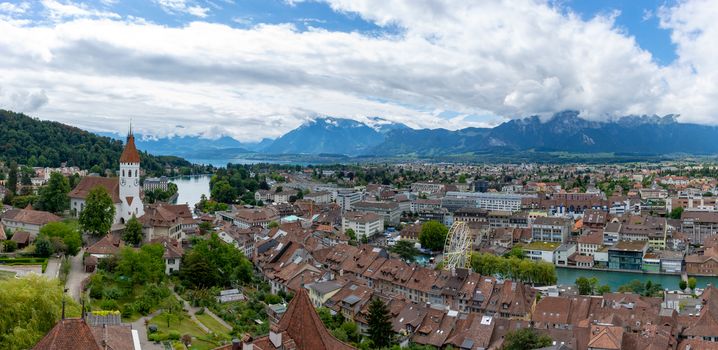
231 338 241 350
269 324 282 348
241 334 253 350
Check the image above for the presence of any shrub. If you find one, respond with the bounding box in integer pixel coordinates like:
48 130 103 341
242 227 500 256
89 285 104 299
121 304 135 318
196 307 205 315
99 299 119 310
168 330 181 340
3 240 17 252
103 287 123 300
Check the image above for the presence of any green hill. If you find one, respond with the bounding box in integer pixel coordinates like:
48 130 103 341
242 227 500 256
0 109 201 176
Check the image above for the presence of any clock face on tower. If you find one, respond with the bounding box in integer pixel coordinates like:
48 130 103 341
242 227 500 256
134 179 139 186
121 178 126 186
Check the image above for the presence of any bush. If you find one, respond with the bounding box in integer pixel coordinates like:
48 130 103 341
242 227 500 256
121 304 135 319
196 307 205 315
103 287 123 300
89 285 104 299
99 299 119 310
3 240 17 252
168 330 181 340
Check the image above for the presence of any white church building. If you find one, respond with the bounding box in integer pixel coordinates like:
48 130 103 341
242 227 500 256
69 132 145 224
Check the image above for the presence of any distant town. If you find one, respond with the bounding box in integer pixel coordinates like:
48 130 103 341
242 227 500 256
3 132 718 350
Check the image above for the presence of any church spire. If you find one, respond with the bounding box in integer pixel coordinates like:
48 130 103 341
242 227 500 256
120 120 140 163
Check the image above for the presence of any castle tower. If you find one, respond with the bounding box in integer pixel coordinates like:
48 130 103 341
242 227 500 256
118 129 144 223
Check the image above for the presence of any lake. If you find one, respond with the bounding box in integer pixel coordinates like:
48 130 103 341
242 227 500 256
171 174 211 210
556 267 718 290
186 158 308 168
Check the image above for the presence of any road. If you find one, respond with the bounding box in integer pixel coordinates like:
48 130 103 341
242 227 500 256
65 249 89 301
44 256 61 279
130 311 163 350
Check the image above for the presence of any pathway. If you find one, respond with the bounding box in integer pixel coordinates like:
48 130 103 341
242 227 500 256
172 290 210 333
65 249 90 301
206 309 233 331
43 256 61 279
130 310 163 350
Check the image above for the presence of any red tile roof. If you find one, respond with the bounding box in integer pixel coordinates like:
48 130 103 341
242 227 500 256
2 208 61 225
119 133 141 163
69 177 121 203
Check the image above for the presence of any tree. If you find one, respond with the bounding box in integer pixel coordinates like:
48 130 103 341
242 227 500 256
575 277 599 295
36 172 71 214
268 221 279 229
367 298 394 348
504 246 526 260
669 207 684 220
419 221 448 251
0 275 81 350
6 162 17 195
35 236 54 258
79 186 116 236
688 277 697 290
3 240 17 252
180 234 253 288
596 285 611 295
390 240 420 262
502 328 552 350
116 244 166 286
679 279 688 290
345 228 356 241
39 222 82 256
210 180 236 203
122 215 144 246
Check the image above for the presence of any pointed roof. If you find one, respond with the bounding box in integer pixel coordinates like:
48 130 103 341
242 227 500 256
119 133 141 163
276 288 355 350
32 319 101 350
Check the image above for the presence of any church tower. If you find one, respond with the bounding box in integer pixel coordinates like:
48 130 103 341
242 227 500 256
119 128 144 223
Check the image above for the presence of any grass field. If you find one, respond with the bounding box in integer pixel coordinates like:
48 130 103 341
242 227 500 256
149 312 229 350
195 312 231 336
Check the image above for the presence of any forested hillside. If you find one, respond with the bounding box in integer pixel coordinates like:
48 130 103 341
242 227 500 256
0 110 200 175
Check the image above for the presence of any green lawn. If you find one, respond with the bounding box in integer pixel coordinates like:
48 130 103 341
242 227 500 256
149 312 229 350
195 312 231 336
0 270 16 280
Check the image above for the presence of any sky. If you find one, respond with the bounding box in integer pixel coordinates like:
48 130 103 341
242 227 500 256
0 0 717 141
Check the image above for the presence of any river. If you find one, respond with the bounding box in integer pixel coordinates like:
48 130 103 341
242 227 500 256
171 174 211 210
556 267 718 290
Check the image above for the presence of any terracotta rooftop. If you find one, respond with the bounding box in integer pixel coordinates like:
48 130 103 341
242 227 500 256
2 207 61 226
119 133 141 163
69 177 121 203
246 288 355 350
86 234 123 255
33 318 134 350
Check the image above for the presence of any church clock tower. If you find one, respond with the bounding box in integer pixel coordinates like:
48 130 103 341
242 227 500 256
119 129 144 223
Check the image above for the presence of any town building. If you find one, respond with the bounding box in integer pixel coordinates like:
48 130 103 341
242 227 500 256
442 191 529 212
531 217 572 243
143 176 169 192
352 201 401 225
342 211 384 239
608 241 648 271
0 206 61 236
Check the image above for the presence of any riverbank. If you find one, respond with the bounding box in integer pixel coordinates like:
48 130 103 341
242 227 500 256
556 267 718 290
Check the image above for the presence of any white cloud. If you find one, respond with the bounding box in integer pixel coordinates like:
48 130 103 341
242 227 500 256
153 0 210 18
41 0 120 20
0 0 717 141
0 2 31 14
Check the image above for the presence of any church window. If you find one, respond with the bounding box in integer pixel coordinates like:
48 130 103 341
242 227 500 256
122 170 125 177
135 170 138 177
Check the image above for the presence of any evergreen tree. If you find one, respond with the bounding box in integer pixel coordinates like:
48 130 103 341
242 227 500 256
367 298 394 348
79 186 116 236
36 172 71 214
122 215 144 246
34 236 53 258
7 161 17 195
